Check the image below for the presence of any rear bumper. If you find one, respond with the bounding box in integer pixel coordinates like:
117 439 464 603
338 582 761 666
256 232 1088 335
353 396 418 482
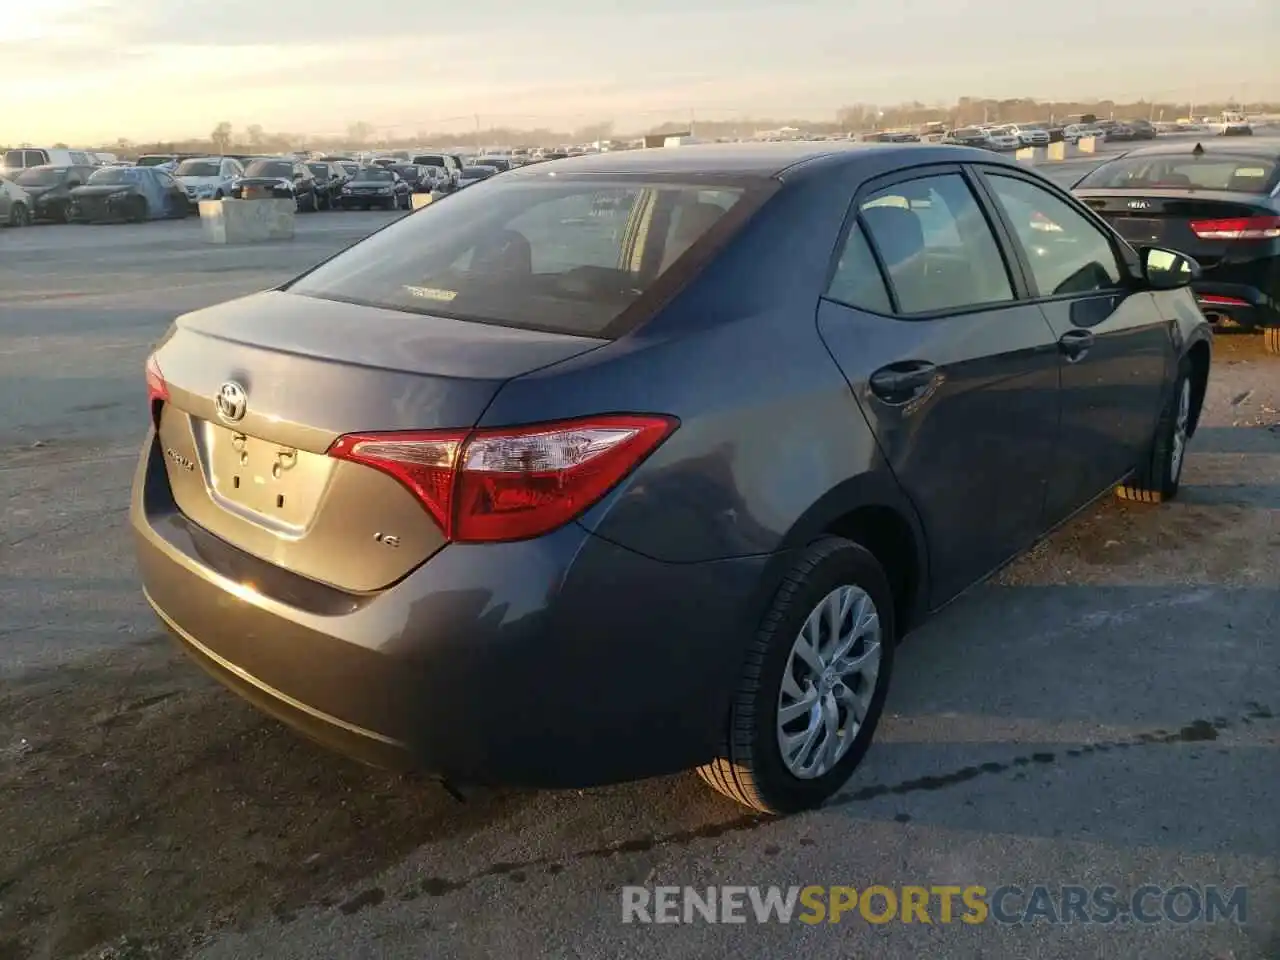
71 195 131 221
131 429 769 787
1193 281 1280 331
339 194 393 206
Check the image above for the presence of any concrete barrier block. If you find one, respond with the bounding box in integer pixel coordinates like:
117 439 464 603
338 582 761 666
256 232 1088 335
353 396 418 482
410 193 434 210
1046 141 1068 162
1015 147 1040 163
1077 137 1097 154
199 199 295 244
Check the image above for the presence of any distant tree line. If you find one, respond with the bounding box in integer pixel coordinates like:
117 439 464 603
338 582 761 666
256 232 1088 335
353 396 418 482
6 97 1273 157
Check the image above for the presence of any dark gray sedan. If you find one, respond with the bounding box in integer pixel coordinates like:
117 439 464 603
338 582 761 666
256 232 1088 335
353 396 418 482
133 143 1211 813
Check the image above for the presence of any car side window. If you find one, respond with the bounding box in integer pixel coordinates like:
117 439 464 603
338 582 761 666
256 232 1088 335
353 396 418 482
858 173 1014 314
826 220 892 313
984 174 1123 297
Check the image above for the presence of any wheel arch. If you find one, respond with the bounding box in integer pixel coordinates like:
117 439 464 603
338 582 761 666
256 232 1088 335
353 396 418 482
774 470 931 637
1185 336 1211 438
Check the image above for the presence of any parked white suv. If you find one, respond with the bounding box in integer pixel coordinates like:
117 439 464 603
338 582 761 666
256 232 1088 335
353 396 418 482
2 146 98 170
1006 124 1050 146
1064 123 1107 143
983 126 1021 151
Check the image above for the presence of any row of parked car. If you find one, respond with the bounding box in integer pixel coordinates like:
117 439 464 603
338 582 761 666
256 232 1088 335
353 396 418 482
940 118 1161 151
0 151 493 225
0 144 548 225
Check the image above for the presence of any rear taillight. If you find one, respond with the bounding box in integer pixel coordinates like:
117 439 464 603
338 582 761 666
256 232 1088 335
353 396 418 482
145 354 169 406
1188 216 1280 240
328 414 678 543
1197 294 1250 307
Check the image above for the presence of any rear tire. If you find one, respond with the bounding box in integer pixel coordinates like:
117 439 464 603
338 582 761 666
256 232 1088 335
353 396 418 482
696 537 895 814
1117 360 1192 503
8 202 30 227
1264 326 1280 355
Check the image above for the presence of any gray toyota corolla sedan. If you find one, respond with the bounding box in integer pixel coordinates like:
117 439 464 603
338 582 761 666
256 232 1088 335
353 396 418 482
133 142 1212 813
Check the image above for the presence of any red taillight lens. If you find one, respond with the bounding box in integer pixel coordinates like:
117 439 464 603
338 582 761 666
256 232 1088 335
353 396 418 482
328 430 465 534
1188 215 1280 240
1197 294 1250 307
145 354 169 406
328 415 677 543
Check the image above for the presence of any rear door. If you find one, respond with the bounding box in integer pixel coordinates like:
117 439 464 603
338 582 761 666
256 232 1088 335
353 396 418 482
816 165 1063 606
976 166 1172 523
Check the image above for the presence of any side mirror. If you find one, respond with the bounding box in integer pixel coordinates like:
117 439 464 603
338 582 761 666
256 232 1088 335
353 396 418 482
1142 246 1200 289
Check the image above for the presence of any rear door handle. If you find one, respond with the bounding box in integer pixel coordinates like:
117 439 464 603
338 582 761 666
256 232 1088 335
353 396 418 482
1058 329 1095 361
869 361 938 403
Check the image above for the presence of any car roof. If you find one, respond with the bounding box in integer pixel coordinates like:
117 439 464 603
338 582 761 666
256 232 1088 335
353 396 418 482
504 141 996 179
1116 138 1280 160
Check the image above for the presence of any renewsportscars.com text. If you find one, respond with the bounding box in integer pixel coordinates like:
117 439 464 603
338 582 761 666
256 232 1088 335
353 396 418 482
621 884 1248 926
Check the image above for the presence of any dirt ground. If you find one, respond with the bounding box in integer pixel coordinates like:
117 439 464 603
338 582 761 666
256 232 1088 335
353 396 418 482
1 333 1277 960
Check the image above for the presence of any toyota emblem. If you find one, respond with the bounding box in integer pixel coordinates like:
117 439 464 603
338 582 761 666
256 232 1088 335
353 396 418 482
215 381 248 423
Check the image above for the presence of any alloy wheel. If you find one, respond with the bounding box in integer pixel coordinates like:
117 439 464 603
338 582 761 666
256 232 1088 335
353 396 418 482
776 585 882 779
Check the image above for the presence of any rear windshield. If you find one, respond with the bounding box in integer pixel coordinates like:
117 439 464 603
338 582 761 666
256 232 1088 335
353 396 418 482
135 156 173 166
1076 154 1279 193
354 168 393 182
286 178 754 337
176 160 220 176
245 160 293 178
413 155 446 166
461 166 495 177
88 167 142 184
16 167 65 186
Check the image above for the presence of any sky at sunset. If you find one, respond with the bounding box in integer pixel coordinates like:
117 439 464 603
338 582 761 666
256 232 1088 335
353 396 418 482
4 0 1277 144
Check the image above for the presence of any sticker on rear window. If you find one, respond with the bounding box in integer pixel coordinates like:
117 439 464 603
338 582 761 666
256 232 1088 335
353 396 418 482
1233 168 1266 177
403 285 457 302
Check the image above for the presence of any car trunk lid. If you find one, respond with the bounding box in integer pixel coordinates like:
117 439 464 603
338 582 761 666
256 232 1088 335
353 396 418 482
1077 189 1273 266
151 290 606 591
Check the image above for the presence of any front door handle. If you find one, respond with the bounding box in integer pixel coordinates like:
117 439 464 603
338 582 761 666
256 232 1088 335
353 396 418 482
869 361 938 403
1058 328 1095 361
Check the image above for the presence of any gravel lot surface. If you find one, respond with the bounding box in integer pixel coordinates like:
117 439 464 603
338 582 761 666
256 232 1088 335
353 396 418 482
0 161 1276 959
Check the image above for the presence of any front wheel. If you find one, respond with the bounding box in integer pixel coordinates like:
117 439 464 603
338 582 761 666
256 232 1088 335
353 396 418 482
1117 362 1192 503
697 537 895 814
